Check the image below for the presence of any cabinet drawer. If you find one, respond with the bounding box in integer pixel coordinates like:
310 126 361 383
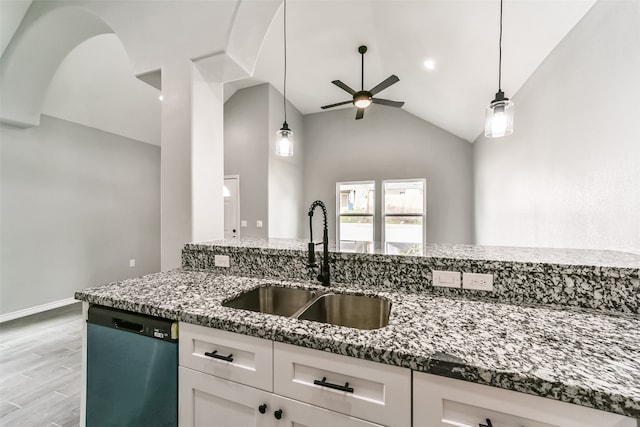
413 371 637 427
273 342 411 427
179 322 273 391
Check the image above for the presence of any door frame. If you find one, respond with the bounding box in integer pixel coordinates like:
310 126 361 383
224 175 240 238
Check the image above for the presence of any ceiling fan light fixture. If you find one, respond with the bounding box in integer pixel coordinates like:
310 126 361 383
485 0 514 139
320 45 404 120
353 92 372 109
276 121 294 157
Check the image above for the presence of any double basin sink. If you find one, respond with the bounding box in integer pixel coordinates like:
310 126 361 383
222 285 391 330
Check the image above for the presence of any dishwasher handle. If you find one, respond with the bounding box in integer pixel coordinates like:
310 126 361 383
113 319 144 333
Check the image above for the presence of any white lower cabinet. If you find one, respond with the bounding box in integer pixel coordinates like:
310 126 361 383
179 366 384 427
179 323 637 427
413 371 637 427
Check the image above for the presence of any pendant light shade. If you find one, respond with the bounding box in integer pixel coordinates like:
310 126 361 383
485 90 514 138
276 0 294 157
276 121 294 157
485 0 514 138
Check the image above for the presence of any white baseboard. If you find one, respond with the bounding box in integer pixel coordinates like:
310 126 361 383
0 297 79 323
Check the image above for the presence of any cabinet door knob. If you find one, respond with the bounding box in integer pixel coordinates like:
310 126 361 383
258 404 267 414
274 409 283 420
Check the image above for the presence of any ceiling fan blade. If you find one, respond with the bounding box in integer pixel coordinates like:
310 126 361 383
368 75 400 96
332 80 356 95
372 98 405 108
355 108 365 120
321 100 352 110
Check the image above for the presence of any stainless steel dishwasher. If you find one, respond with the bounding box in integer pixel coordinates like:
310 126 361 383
86 305 178 427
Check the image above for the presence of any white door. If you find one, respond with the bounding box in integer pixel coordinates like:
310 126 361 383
179 367 269 427
224 176 239 239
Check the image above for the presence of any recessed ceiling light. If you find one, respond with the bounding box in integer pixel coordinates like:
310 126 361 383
423 59 435 70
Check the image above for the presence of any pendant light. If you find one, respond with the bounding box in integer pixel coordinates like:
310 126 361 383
485 0 514 138
276 0 294 157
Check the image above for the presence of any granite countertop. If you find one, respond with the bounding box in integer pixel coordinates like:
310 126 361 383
186 237 640 268
75 269 640 419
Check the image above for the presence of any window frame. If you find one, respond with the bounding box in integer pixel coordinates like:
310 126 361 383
335 180 376 248
381 178 427 250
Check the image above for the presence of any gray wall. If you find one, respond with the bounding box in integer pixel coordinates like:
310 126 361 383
473 0 640 253
224 84 269 239
303 105 474 244
225 83 306 239
0 114 161 314
267 84 305 239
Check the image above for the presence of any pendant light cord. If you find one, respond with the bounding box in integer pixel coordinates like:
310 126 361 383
498 0 503 91
283 0 288 123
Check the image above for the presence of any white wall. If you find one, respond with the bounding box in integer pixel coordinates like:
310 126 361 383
191 65 224 243
474 0 640 253
303 106 474 244
268 85 306 239
0 115 161 315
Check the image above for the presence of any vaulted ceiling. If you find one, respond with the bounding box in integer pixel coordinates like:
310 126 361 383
2 0 597 143
227 0 597 142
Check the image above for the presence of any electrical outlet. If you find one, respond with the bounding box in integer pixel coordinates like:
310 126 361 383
256 220 263 228
214 255 230 268
241 220 247 228
432 270 461 288
129 259 135 268
463 273 494 291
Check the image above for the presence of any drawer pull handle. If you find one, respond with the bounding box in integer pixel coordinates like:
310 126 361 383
274 409 283 420
258 404 267 414
479 419 494 427
313 376 354 393
204 350 234 362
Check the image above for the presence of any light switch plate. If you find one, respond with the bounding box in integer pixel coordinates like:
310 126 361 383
432 270 461 288
214 255 230 268
240 220 247 228
256 220 263 228
129 259 136 268
463 272 494 291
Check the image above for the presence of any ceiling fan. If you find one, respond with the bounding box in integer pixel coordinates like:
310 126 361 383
321 45 405 120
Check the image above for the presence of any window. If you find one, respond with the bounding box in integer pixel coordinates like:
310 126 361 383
383 179 426 253
336 181 375 253
336 179 426 254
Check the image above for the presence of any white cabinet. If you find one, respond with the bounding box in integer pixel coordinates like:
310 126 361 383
274 341 411 427
179 366 384 427
179 323 637 427
413 371 637 427
178 322 387 427
179 322 273 391
179 366 268 427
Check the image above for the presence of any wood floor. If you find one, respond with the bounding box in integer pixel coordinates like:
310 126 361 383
0 303 83 427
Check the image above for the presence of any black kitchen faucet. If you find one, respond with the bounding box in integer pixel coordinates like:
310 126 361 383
308 200 330 286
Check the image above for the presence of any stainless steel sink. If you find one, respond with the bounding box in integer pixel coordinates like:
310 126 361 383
296 293 391 330
222 285 316 317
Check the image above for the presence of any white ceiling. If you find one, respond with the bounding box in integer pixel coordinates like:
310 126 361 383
42 34 161 145
226 0 597 142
